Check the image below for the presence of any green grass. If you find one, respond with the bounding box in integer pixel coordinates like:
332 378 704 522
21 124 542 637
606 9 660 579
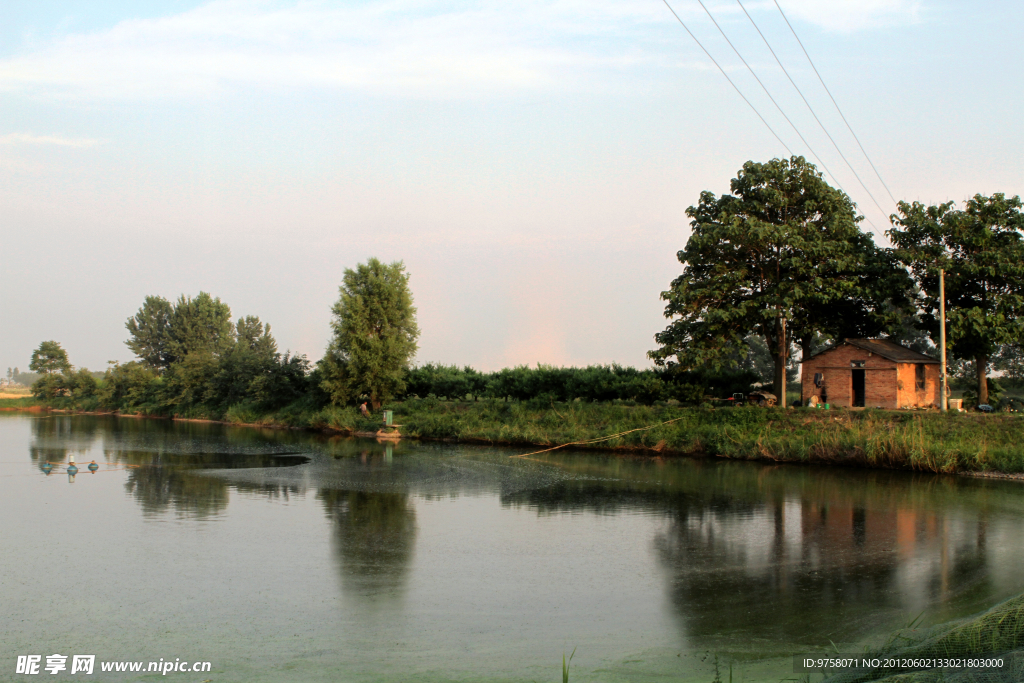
0 396 41 409
379 399 1024 474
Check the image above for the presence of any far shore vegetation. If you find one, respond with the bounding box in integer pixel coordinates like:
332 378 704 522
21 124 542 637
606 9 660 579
6 157 1024 475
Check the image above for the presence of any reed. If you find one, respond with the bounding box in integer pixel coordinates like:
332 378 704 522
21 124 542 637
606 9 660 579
562 647 575 683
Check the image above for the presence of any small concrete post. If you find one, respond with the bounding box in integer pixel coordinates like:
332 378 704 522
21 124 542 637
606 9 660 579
939 269 948 412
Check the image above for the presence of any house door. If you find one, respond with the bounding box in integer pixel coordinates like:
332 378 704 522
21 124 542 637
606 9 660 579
852 369 865 407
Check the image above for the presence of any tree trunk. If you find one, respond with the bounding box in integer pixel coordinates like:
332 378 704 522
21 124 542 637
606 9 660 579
977 354 988 405
773 318 787 405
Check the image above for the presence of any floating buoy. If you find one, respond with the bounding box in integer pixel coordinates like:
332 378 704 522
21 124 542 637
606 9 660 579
67 465 79 476
41 463 53 474
88 461 99 473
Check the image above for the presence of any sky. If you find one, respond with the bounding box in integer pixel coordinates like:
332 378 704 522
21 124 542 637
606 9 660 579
2 0 1021 374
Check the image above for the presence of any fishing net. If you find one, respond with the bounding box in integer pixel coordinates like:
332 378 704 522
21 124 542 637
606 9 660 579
821 594 1024 683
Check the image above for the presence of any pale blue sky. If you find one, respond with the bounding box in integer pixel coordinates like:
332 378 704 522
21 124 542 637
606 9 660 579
2 0 1021 373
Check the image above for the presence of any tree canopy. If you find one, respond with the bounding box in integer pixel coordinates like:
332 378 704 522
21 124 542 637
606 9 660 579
889 193 1024 404
650 156 908 400
321 258 420 409
29 341 71 375
125 292 234 370
120 293 309 413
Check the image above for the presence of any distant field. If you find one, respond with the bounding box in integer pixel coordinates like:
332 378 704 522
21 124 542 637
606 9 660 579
0 388 31 399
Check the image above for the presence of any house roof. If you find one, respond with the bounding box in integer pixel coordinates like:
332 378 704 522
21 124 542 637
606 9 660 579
808 338 939 364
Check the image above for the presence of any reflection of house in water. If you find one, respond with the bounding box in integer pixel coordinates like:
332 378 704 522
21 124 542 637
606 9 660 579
655 493 996 644
499 461 1014 646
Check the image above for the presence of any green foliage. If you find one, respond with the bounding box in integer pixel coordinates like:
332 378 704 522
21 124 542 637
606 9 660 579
30 367 97 401
206 316 309 409
890 194 1024 404
65 368 98 399
31 373 67 399
993 344 1024 381
223 402 260 425
26 342 95 403
402 363 757 404
111 294 313 416
736 335 798 385
125 292 234 370
651 157 909 400
125 295 175 369
98 361 160 410
29 340 71 375
321 258 420 409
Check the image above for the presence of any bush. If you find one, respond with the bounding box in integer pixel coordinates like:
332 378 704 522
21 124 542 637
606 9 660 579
98 361 160 411
400 363 757 405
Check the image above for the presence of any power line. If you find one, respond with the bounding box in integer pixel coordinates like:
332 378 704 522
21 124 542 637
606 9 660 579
691 0 844 190
772 0 899 209
658 0 885 242
736 0 892 233
691 0 885 241
659 0 793 156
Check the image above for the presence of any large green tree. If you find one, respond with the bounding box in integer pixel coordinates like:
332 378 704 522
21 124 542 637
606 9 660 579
125 296 174 369
125 292 234 370
29 341 71 375
889 193 1024 404
650 157 907 400
321 258 420 409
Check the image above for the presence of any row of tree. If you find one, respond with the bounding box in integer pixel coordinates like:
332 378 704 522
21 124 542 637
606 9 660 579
28 258 762 411
405 363 757 404
25 157 1022 412
650 156 1024 405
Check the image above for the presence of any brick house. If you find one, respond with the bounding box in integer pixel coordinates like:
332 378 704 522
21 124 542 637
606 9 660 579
801 339 940 409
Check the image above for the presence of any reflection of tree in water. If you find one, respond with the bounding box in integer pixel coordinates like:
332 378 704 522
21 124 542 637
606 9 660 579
232 480 304 502
501 459 1000 646
319 486 417 600
123 465 230 518
28 416 102 467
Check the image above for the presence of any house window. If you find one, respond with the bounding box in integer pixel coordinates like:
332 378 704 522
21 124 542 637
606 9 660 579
915 363 925 390
851 360 865 368
813 372 823 387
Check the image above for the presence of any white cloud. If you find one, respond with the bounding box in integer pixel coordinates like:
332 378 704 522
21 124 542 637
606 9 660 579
776 0 922 32
0 0 924 100
0 133 100 147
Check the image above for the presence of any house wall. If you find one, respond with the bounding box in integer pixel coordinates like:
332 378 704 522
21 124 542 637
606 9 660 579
801 343 900 408
895 362 941 408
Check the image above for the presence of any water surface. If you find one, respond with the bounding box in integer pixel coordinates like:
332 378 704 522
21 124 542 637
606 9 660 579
2 414 1023 682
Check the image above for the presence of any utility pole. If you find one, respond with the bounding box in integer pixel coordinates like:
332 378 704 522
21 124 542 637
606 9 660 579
778 315 787 406
939 268 948 412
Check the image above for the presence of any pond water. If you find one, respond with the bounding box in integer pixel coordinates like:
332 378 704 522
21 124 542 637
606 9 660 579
2 414 1024 682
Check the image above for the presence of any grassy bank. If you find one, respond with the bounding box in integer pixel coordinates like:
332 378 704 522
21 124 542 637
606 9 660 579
382 400 1024 473
5 396 1024 474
